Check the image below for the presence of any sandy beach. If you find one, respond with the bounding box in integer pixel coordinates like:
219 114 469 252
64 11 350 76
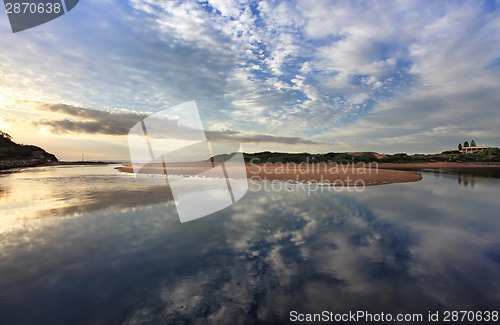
246 163 423 186
117 162 424 186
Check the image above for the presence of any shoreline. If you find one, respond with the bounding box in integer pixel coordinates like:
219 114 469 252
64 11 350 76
0 160 121 172
0 159 55 171
378 162 500 170
5 160 497 185
116 162 424 186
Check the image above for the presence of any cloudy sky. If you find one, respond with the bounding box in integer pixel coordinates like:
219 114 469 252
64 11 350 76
0 0 499 160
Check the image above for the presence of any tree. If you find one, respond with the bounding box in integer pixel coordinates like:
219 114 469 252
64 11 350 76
471 140 476 147
464 141 469 148
0 130 12 140
458 143 462 150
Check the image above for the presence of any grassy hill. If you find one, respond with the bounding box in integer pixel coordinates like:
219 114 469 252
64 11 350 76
0 130 58 163
239 148 500 164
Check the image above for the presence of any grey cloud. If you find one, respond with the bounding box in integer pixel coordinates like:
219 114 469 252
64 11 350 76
35 103 319 145
37 103 215 141
207 130 320 145
36 103 206 139
35 103 148 135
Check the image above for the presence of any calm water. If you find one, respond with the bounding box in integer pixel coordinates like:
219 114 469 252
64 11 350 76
1 165 500 324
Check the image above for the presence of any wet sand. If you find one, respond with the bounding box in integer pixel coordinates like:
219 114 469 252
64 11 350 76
117 162 423 186
245 163 422 186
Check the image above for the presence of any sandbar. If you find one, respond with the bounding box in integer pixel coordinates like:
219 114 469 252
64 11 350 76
116 162 424 186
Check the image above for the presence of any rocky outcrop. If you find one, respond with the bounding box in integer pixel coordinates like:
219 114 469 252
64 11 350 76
0 131 58 170
0 159 51 170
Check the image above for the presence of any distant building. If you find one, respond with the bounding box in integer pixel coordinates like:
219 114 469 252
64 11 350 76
460 146 489 154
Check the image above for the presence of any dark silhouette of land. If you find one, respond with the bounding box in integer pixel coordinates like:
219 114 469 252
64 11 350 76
0 130 58 170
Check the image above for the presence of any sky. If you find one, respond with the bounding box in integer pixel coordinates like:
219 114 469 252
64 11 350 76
0 0 499 160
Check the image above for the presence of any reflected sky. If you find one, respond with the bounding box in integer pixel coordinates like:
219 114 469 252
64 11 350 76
0 166 500 324
0 165 174 231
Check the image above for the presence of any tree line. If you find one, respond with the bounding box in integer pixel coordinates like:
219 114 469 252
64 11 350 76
458 140 477 150
239 148 500 164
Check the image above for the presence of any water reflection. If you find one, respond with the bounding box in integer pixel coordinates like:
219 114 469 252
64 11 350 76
0 167 499 324
0 165 174 231
419 167 500 189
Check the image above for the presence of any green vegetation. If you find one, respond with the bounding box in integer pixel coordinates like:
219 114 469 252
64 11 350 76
414 147 500 163
242 151 379 164
0 130 58 161
239 148 500 164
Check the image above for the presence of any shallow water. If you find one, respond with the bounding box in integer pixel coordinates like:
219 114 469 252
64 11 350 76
0 165 499 324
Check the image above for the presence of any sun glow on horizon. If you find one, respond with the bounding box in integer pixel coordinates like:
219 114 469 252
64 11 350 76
39 126 47 135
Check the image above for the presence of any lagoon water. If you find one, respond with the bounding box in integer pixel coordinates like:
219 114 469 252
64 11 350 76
1 165 500 324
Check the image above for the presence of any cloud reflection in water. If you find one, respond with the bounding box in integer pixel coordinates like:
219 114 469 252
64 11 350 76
0 167 499 324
